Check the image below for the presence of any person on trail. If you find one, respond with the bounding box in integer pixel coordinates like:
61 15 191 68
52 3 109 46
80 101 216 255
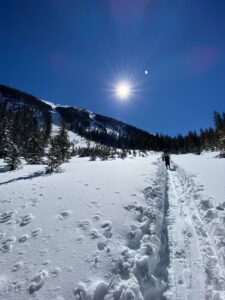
163 151 170 170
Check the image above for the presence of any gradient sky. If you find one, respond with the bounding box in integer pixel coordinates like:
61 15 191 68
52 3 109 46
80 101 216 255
0 0 225 136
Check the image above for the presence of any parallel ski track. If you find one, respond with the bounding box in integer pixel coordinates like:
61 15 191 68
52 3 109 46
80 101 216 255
166 164 225 300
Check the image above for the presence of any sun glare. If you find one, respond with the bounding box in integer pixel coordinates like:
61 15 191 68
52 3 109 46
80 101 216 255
115 82 132 100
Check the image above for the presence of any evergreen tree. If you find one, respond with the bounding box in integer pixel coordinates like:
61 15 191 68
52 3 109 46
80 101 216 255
214 111 224 131
4 142 21 170
46 136 62 173
46 125 71 173
57 124 71 162
25 129 45 164
90 149 97 161
100 146 110 160
3 120 21 170
120 148 127 159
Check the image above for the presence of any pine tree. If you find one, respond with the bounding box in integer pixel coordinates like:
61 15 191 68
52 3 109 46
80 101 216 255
3 120 21 170
0 117 8 158
4 142 21 170
57 124 71 162
46 124 71 173
46 136 62 173
214 111 224 131
25 130 45 164
218 128 225 157
120 148 127 159
100 146 109 161
90 149 97 161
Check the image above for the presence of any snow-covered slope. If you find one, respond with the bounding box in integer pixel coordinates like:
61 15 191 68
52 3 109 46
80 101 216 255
0 84 157 150
50 108 90 147
1 152 225 299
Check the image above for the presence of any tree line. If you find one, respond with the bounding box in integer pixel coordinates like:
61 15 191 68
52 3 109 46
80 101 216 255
0 97 224 173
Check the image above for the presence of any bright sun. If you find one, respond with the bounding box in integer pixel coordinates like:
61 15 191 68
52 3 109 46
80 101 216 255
115 82 131 100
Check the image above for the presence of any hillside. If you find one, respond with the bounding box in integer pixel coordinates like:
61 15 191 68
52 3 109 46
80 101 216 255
1 84 224 156
0 84 159 151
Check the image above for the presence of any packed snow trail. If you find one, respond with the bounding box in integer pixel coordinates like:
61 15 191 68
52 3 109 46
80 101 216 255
166 162 225 300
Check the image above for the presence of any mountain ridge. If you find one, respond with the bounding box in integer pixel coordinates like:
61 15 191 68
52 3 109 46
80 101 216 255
0 84 159 150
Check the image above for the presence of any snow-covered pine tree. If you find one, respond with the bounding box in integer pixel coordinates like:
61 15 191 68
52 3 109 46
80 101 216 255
109 148 116 159
100 146 110 160
3 119 21 170
214 111 225 156
46 124 71 173
0 118 8 158
25 129 45 164
4 142 21 170
90 151 97 161
57 123 71 162
120 148 127 159
46 136 62 173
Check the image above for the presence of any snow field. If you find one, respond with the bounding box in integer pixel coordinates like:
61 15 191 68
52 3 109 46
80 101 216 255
0 154 167 299
1 152 225 299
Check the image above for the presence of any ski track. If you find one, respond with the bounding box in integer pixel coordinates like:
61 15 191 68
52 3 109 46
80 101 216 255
166 163 225 300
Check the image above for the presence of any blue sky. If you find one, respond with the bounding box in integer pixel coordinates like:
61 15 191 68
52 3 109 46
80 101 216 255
0 0 225 136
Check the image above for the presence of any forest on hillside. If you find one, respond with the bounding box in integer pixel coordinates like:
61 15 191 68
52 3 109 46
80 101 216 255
0 85 224 172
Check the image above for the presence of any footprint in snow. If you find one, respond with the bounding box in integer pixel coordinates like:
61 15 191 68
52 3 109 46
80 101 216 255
74 283 88 299
1 236 17 253
58 210 73 220
89 228 101 239
20 214 34 226
18 234 29 243
31 200 39 207
130 225 138 231
0 211 17 224
28 269 48 294
91 200 98 205
42 260 51 266
51 267 61 277
97 241 107 251
92 215 101 222
31 228 43 237
12 261 24 272
77 219 92 231
101 221 112 239
101 220 112 231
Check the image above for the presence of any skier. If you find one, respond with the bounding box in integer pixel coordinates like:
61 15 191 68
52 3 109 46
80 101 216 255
163 151 170 170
